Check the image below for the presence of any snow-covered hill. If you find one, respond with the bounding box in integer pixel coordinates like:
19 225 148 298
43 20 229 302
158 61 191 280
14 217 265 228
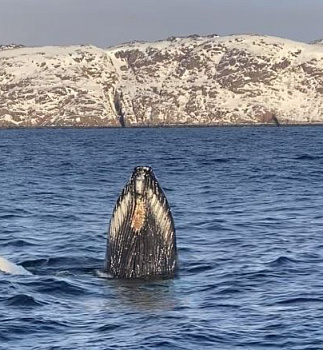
0 44 25 50
0 34 323 127
310 39 323 45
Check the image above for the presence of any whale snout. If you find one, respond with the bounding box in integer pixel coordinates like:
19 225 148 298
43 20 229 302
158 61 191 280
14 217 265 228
133 166 154 196
133 166 153 178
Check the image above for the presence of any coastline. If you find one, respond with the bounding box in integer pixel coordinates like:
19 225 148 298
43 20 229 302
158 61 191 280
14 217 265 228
1 122 323 130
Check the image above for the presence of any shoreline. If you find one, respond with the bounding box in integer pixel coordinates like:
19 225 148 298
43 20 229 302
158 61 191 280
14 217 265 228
1 122 323 130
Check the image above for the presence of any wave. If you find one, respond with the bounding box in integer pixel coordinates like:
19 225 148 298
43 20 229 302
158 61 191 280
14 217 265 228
275 297 323 305
21 256 101 275
294 154 323 161
5 294 44 307
266 256 298 267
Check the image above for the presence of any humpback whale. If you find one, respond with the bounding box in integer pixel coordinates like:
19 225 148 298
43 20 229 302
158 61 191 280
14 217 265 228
0 256 32 276
104 166 177 279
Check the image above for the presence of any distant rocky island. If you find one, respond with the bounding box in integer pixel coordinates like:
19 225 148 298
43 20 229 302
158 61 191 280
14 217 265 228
0 34 323 128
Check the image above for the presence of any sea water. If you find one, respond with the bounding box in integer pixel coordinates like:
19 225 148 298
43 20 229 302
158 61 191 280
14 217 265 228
0 126 323 349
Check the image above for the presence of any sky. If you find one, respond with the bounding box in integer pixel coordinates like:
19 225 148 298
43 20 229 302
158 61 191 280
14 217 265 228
0 0 322 47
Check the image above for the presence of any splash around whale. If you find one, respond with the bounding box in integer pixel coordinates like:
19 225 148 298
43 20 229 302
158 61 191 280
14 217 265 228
104 166 177 279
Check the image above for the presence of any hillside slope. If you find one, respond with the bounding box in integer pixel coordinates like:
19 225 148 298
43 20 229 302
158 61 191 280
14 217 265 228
0 34 323 127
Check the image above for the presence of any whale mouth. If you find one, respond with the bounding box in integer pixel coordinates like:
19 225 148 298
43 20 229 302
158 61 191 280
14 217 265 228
105 166 177 279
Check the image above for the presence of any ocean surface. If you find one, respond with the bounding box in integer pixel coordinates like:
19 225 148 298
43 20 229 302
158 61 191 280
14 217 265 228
1 126 323 349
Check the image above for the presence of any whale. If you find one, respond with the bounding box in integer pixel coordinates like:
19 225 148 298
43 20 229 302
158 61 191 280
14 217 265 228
104 166 177 279
0 256 32 276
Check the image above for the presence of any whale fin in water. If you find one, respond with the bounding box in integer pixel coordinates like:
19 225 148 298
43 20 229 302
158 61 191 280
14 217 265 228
0 256 32 276
105 166 177 279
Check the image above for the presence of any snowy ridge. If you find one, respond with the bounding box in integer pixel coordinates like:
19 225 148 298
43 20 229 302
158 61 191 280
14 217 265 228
0 34 323 127
310 39 323 45
0 44 25 51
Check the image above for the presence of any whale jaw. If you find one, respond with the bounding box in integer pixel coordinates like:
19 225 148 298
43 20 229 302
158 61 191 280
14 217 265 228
105 166 177 279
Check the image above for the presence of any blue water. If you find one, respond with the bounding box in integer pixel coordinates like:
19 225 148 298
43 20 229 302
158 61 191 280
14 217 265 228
1 127 323 349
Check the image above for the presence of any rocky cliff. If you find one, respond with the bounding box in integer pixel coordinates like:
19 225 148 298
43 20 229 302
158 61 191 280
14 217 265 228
1 34 323 127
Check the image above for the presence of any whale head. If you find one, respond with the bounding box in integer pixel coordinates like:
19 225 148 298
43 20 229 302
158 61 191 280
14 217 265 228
105 166 177 279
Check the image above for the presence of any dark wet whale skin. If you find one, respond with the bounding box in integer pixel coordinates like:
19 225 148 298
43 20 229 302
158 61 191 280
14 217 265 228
105 166 177 279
